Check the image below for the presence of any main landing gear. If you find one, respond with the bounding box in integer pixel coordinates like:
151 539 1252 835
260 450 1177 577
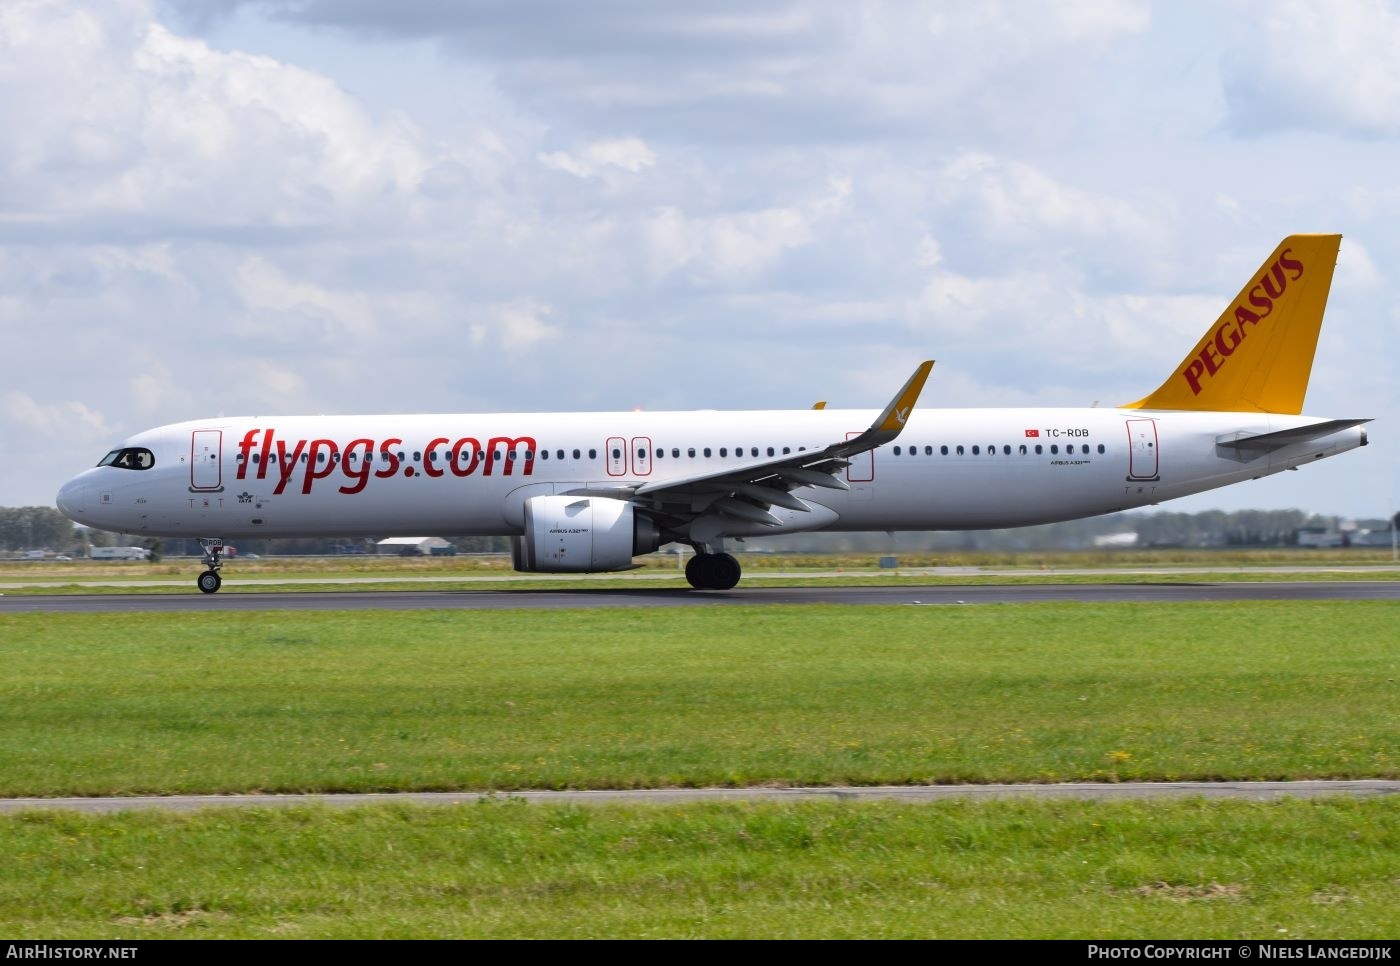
685 551 741 591
198 538 225 594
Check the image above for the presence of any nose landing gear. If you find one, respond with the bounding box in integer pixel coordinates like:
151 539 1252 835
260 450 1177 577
198 538 225 594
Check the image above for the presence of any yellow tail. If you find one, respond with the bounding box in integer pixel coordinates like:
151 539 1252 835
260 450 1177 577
1124 234 1341 414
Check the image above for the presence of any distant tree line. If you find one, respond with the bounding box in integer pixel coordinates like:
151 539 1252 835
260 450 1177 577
0 507 89 551
758 509 1395 554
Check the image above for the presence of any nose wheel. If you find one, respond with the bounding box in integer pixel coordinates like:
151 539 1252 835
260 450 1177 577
198 538 225 594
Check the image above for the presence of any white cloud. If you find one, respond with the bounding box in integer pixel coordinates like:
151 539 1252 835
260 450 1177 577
0 0 434 235
1221 0 1400 138
469 300 561 353
2 390 109 438
643 177 850 284
234 256 378 342
539 137 657 178
176 0 1152 146
935 153 1159 252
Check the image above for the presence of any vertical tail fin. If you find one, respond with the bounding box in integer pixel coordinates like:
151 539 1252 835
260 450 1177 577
1124 234 1341 414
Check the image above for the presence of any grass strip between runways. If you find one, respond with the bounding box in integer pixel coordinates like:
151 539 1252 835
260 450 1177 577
1 798 1397 938
1 602 1396 795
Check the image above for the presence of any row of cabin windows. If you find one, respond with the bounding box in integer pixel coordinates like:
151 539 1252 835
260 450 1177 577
893 443 1107 457
238 441 1107 465
240 450 561 465
607 445 804 461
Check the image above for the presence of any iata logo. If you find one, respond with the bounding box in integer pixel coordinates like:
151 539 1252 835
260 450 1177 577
1181 249 1304 395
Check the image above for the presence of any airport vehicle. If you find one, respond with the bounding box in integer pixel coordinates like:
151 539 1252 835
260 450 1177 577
88 546 152 561
56 235 1369 593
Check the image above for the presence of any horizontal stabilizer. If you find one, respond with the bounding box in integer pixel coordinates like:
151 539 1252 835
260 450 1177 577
1215 419 1370 452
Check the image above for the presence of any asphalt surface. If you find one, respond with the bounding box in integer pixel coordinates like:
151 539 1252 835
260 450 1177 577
1 580 1397 612
2 781 1397 814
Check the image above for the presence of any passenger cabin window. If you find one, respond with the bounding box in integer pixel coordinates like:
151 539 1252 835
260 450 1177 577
1097 444 1105 454
98 447 155 471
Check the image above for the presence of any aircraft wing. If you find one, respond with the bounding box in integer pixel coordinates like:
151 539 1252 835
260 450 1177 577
563 362 933 529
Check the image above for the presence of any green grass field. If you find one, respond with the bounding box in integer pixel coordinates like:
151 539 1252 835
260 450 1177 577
3 799 1397 938
3 603 1397 795
3 599 1397 937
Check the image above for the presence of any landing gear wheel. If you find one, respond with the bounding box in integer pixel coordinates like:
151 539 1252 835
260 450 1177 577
685 552 743 590
685 554 709 589
197 538 226 595
711 552 741 590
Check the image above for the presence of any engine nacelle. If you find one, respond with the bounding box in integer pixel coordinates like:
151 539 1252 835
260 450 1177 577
511 495 661 573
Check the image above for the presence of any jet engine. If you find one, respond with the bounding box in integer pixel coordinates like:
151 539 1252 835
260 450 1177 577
511 495 661 573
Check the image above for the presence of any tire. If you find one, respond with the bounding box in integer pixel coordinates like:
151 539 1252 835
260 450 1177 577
685 554 710 589
197 570 222 594
711 552 741 590
684 552 742 590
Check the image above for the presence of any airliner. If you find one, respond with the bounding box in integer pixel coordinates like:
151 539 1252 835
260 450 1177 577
56 234 1369 593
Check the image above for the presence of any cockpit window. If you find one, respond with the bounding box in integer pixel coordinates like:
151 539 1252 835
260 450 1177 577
97 447 155 471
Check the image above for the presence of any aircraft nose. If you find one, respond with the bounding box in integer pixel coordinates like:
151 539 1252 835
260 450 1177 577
56 475 89 521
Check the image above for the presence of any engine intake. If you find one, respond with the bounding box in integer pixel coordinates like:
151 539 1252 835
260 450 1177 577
511 495 661 573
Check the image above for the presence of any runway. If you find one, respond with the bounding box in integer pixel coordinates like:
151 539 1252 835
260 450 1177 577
2 781 1397 813
1 580 1397 612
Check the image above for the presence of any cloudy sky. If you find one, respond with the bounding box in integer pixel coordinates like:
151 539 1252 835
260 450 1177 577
2 0 1396 518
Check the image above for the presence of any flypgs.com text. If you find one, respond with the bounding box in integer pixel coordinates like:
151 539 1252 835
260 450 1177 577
235 429 538 496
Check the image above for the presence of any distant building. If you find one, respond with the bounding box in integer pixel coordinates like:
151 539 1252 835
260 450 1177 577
1092 532 1139 548
375 536 452 556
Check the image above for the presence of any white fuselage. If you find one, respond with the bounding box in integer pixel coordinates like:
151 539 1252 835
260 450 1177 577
55 407 1366 540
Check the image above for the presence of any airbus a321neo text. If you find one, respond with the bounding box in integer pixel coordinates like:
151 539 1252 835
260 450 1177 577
57 234 1369 593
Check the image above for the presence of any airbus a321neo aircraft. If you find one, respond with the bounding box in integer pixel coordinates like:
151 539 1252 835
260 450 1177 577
57 234 1369 594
